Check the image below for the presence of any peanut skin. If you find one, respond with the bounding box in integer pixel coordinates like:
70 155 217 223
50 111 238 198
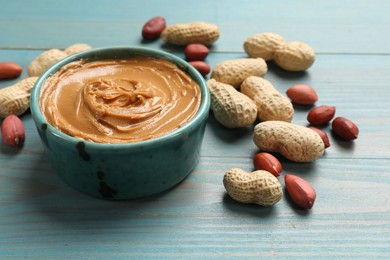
0 62 23 79
332 117 359 141
189 61 210 77
185 44 209 61
253 121 325 162
142 16 166 40
286 84 318 105
285 174 316 209
1 115 25 147
253 152 282 177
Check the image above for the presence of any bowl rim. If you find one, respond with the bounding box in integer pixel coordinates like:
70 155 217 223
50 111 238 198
30 46 210 150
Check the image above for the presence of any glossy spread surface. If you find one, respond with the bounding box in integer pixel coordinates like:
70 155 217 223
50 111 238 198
40 57 201 143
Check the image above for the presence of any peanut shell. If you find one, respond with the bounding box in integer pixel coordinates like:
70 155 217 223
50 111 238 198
274 41 315 71
0 77 38 118
27 49 67 77
241 76 294 122
64 43 92 55
211 58 267 88
223 168 283 206
161 22 219 45
253 121 325 162
207 79 257 128
244 32 286 61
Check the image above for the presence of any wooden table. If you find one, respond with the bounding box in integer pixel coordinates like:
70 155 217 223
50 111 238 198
1 1 389 258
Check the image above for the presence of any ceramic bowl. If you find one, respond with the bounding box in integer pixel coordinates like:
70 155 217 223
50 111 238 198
30 46 210 200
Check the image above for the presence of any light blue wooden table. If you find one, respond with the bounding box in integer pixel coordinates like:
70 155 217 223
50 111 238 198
1 0 389 258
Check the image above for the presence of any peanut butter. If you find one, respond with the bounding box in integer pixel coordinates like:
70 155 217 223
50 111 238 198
40 57 201 143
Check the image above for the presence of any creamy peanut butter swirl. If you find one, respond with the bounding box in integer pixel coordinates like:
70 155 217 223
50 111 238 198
40 58 201 143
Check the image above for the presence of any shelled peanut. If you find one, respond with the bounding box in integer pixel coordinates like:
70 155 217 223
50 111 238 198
332 117 359 141
1 114 25 148
184 44 209 61
286 83 359 143
307 105 336 125
142 16 167 40
285 174 316 209
185 44 211 76
189 61 210 77
286 84 318 105
0 62 23 79
253 152 282 177
308 126 331 148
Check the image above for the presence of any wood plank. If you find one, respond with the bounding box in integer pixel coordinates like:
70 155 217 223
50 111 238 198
1 50 390 160
0 156 389 258
1 0 390 258
1 0 390 54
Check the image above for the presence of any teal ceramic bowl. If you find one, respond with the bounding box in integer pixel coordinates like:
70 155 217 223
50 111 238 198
30 46 210 200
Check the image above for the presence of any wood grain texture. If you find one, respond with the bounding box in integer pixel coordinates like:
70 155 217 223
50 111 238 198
1 0 390 258
1 0 390 54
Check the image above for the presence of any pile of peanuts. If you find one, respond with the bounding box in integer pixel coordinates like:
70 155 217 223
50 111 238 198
140 16 359 210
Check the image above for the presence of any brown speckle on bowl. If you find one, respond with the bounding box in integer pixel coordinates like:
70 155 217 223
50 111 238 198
97 171 117 198
40 124 49 148
76 141 90 161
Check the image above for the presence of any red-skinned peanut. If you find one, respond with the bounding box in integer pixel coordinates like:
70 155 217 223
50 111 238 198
308 126 330 148
285 174 316 209
332 117 359 141
189 61 210 77
307 105 336 125
286 84 318 105
0 62 23 79
1 115 25 147
142 16 166 40
253 152 282 177
185 44 209 61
